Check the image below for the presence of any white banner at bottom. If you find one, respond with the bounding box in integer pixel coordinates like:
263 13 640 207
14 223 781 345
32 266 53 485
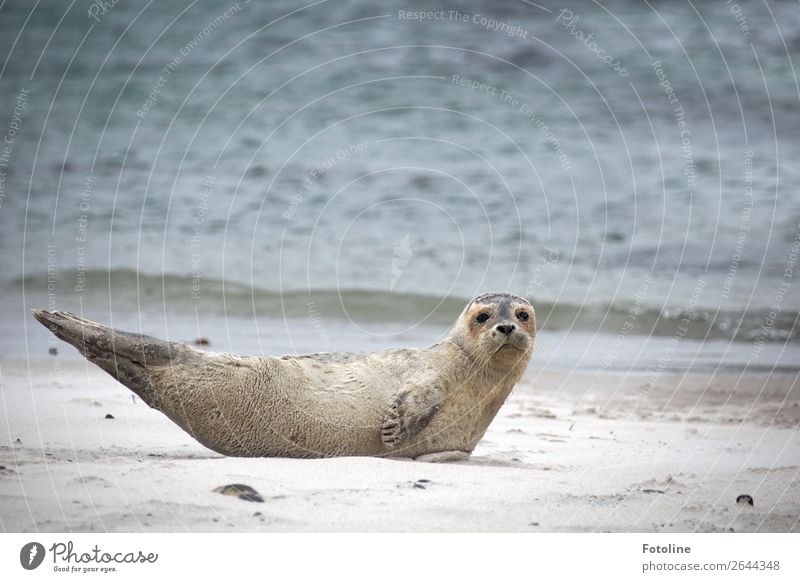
1 533 797 581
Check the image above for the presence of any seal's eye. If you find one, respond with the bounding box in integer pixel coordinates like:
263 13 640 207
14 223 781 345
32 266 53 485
517 311 530 321
476 313 490 324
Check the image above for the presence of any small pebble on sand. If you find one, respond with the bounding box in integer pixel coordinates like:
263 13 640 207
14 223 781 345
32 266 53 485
213 484 264 502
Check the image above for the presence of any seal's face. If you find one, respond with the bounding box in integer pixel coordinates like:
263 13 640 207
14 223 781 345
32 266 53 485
455 292 536 369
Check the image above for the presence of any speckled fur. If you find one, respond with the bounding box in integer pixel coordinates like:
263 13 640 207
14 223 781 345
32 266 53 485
32 295 535 459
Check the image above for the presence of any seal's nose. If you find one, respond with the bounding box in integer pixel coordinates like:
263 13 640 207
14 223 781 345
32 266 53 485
496 324 515 335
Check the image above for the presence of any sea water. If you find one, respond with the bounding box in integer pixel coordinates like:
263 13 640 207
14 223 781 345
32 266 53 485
1 0 798 372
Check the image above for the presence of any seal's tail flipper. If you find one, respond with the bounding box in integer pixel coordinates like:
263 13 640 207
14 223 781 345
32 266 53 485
31 309 190 408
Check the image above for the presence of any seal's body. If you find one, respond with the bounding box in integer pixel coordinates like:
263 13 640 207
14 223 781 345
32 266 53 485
33 293 535 460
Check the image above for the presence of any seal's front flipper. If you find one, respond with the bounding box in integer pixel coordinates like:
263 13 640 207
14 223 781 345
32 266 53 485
414 451 471 463
381 384 443 446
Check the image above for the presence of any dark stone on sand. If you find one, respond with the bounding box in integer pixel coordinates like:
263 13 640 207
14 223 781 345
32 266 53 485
642 489 666 494
105 413 115 419
48 347 58 356
213 484 264 503
736 494 754 506
193 337 211 346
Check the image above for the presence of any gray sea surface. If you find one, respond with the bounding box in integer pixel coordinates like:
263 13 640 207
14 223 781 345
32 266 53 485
1 0 798 367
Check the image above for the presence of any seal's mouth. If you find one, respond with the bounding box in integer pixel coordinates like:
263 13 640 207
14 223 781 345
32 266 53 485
495 338 527 353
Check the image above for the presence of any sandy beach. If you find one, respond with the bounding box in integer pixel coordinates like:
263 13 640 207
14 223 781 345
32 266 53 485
2 355 797 533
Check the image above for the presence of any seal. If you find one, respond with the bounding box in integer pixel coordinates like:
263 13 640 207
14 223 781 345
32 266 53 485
32 292 535 461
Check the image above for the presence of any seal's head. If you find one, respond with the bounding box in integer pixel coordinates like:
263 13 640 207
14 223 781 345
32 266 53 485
451 292 536 372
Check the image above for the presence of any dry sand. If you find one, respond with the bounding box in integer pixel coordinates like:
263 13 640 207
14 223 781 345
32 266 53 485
1 358 798 532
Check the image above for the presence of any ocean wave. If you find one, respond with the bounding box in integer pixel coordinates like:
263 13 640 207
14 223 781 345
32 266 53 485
7 269 797 344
